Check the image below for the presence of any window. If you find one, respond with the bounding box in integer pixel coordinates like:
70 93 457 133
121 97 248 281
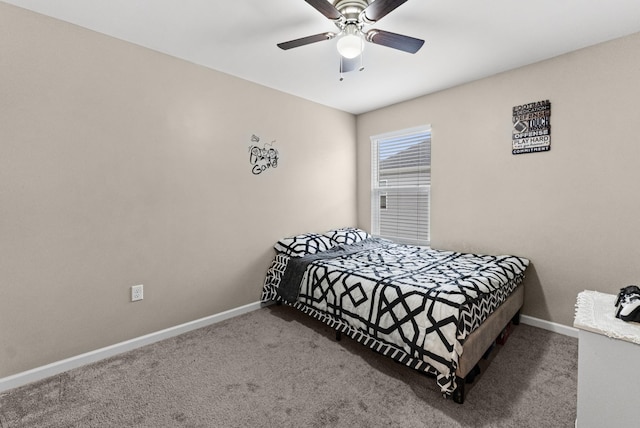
371 125 431 246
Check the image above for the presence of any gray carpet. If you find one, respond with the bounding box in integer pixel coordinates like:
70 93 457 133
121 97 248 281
0 305 578 427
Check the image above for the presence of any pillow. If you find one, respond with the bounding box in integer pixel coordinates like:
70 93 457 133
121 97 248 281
324 227 371 245
274 233 335 258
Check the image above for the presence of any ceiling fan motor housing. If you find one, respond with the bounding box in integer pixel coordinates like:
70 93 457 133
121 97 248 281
333 0 369 27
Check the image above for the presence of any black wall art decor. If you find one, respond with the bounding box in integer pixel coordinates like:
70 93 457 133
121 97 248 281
512 100 551 155
248 134 279 175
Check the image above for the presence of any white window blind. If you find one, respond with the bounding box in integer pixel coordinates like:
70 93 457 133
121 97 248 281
371 126 431 246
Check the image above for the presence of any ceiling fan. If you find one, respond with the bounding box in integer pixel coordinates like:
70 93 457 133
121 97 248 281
277 0 424 75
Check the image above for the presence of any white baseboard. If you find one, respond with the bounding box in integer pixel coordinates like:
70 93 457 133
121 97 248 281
520 314 579 338
0 303 574 394
0 301 268 394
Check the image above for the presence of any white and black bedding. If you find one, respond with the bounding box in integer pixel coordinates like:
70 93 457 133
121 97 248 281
261 228 529 397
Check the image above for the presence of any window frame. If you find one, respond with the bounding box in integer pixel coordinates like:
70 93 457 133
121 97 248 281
370 125 431 247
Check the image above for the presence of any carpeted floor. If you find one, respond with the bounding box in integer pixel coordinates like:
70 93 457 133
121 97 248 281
0 305 578 427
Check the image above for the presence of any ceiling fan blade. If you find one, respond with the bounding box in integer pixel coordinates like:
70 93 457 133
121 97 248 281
362 0 408 22
304 0 343 20
366 29 424 54
277 32 336 50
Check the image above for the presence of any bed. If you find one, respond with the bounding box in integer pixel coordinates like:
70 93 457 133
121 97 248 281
260 228 529 403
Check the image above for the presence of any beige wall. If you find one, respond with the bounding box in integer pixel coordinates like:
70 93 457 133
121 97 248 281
357 32 640 327
0 3 356 378
4 1 640 380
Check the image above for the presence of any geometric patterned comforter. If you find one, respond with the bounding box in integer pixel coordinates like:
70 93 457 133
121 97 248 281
261 238 529 395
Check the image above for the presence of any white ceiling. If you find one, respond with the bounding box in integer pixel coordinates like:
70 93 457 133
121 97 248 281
4 0 640 114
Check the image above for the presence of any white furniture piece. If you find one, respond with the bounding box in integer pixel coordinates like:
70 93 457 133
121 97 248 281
574 290 640 428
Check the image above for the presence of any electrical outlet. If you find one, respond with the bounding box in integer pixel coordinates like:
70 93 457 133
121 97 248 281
131 284 144 302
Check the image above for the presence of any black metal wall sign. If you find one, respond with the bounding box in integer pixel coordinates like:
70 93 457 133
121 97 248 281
512 100 551 155
248 134 279 175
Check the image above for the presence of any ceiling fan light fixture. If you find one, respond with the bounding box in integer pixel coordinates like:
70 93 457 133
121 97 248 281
336 24 364 59
277 0 424 73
